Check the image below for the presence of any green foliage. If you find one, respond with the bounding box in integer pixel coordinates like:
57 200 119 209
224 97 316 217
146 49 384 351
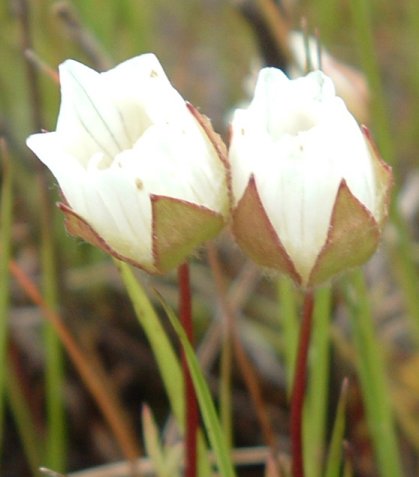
0 143 13 447
159 294 236 477
344 271 403 477
116 261 184 426
324 379 349 477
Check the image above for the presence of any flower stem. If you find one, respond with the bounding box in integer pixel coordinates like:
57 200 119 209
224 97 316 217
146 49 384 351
178 263 198 477
291 289 314 477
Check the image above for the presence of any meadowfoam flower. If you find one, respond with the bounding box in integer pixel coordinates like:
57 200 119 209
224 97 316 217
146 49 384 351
27 54 230 274
229 68 392 287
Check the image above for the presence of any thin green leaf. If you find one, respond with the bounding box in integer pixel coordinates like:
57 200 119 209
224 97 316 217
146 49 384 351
159 295 236 477
142 405 177 477
324 378 349 477
342 450 354 477
116 261 184 425
0 140 13 448
305 286 332 477
6 361 43 473
220 332 233 450
117 262 212 477
41 209 66 471
344 270 402 477
35 168 66 471
350 0 419 340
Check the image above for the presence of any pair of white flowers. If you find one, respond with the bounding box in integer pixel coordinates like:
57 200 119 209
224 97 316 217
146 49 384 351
27 54 391 287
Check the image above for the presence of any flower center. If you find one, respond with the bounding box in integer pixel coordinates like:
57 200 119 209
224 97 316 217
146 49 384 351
281 109 317 136
88 151 112 170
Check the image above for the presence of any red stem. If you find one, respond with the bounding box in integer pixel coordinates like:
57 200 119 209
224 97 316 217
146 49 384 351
178 263 198 477
291 289 315 477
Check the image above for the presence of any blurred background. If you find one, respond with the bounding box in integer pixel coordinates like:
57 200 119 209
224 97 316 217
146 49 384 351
0 1 419 476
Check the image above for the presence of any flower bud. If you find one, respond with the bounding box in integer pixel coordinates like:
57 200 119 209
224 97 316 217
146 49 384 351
27 54 230 273
229 68 392 287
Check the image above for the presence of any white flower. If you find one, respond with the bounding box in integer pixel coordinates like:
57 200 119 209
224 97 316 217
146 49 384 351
27 54 230 273
229 68 392 287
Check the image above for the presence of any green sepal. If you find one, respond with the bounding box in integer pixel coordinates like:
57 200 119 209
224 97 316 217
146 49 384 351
308 180 380 286
152 195 225 273
232 175 302 285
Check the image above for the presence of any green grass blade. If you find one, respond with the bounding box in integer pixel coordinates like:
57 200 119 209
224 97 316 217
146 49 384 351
386 210 419 339
220 333 233 450
1 145 44 470
40 200 66 472
116 261 184 425
315 0 340 43
0 140 13 449
350 0 419 338
324 379 349 477
342 460 354 477
142 405 174 477
349 0 393 161
304 286 332 477
277 276 299 393
159 295 236 477
116 262 212 477
6 360 43 473
344 270 402 477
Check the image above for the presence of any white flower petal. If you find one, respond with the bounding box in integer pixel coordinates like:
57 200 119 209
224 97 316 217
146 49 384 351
57 59 132 163
83 166 153 266
113 122 228 213
26 132 87 211
102 54 191 142
26 132 124 237
249 68 336 139
229 110 265 203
